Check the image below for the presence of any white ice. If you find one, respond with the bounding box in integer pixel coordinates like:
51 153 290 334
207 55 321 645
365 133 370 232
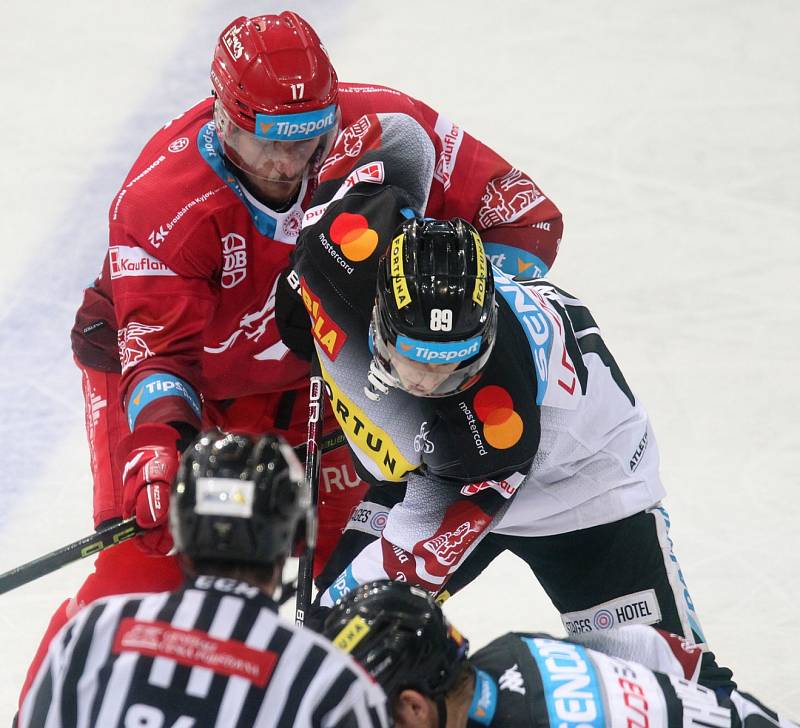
1 0 798 721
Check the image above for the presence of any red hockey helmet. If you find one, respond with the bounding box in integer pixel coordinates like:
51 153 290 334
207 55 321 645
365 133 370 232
210 12 340 202
211 12 338 128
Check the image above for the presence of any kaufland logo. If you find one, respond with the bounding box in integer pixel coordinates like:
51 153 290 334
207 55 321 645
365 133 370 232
109 246 176 279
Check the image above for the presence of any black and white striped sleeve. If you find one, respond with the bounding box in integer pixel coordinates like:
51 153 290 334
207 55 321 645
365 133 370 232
316 669 390 728
17 614 74 727
18 592 167 728
249 626 389 727
303 648 389 728
18 599 112 727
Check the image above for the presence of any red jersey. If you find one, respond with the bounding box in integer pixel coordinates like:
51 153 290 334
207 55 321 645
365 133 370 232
71 84 562 435
336 83 562 277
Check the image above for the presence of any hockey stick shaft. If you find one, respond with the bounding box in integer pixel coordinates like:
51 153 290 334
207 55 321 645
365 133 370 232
0 427 345 596
0 518 142 595
295 358 325 626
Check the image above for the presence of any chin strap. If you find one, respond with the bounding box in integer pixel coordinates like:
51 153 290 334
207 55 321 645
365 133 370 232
435 695 448 728
466 667 498 725
364 360 393 401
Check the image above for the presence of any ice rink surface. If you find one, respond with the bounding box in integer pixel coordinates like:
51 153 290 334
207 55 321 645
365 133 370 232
1 0 798 721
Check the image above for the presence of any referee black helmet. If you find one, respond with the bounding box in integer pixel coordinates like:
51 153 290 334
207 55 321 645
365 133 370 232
322 580 469 701
170 429 311 566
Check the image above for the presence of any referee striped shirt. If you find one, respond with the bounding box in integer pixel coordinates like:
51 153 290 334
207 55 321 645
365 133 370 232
19 575 389 728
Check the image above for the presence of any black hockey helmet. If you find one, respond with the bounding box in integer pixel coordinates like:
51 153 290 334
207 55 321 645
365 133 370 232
371 217 497 397
170 429 311 566
322 580 469 701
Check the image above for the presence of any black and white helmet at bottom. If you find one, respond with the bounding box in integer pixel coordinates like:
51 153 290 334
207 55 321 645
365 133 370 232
322 580 469 702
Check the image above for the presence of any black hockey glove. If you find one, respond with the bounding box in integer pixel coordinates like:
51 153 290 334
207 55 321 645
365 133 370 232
275 268 313 361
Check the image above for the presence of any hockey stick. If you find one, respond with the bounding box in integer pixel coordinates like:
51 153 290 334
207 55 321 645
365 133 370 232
0 427 345 596
0 518 141 596
295 356 325 626
277 581 298 606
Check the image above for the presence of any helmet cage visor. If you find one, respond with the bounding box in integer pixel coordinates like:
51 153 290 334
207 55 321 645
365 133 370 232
213 101 339 189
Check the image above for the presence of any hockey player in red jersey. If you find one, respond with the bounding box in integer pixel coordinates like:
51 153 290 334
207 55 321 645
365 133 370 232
20 10 563 706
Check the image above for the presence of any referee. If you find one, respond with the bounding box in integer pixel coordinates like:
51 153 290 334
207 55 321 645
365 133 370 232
19 430 389 727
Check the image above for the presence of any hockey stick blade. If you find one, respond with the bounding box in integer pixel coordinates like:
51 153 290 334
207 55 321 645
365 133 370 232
0 428 346 595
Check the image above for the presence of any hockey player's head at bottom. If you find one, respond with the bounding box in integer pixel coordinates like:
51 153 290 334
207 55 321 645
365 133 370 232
370 217 498 398
210 11 340 208
169 429 312 592
323 580 471 728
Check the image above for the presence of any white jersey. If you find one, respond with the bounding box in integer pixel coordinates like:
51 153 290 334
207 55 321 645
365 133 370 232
493 279 664 537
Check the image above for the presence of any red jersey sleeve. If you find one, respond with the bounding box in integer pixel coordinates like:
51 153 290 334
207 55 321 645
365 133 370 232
338 84 563 279
104 100 233 433
409 96 563 279
110 224 218 432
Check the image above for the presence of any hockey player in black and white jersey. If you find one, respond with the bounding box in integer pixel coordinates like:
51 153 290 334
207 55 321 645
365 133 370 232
18 431 389 728
285 111 734 693
324 581 798 728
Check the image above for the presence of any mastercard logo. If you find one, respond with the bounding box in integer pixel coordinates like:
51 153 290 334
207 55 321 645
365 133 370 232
473 385 523 449
329 212 378 261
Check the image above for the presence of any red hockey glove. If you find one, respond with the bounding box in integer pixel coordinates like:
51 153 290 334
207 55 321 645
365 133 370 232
120 423 181 556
